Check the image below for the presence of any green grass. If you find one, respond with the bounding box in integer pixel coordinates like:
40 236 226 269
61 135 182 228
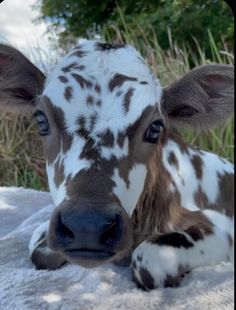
0 28 234 190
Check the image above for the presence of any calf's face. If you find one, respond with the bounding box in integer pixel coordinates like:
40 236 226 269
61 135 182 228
37 42 164 266
0 41 233 267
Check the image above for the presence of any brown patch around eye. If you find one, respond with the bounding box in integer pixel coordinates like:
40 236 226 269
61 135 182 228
41 96 73 163
123 88 134 113
109 73 137 92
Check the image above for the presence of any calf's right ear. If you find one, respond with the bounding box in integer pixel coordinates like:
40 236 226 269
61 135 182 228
0 44 45 114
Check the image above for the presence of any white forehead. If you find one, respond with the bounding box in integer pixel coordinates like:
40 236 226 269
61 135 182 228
43 40 162 137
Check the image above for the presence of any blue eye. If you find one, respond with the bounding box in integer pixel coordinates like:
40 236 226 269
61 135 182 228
34 111 50 136
144 120 164 143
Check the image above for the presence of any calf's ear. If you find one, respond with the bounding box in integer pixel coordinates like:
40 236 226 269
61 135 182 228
0 44 45 114
161 64 234 130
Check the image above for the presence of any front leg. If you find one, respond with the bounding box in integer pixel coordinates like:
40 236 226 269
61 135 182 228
131 222 233 290
28 221 67 270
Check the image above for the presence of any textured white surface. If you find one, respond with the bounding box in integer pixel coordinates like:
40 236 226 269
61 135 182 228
0 187 234 310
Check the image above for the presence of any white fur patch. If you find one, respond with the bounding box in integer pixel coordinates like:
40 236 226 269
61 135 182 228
112 164 147 216
162 140 234 211
28 221 49 256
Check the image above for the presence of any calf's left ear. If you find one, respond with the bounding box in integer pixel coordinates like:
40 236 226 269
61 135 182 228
0 44 45 114
161 64 234 130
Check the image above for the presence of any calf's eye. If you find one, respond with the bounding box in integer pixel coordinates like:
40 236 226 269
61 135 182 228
144 120 164 143
34 111 50 136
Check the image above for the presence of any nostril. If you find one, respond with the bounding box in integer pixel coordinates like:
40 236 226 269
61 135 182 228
57 215 75 240
100 215 122 248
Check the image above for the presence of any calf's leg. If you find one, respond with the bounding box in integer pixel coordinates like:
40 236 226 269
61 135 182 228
29 221 67 270
131 211 233 290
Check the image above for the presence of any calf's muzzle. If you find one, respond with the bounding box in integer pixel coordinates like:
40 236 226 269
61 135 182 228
47 199 133 267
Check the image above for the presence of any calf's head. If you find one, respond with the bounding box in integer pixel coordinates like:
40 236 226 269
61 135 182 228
0 41 233 267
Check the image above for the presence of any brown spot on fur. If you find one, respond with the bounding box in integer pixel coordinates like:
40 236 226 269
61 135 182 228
194 181 234 218
216 172 234 217
54 159 65 188
64 86 73 101
89 114 97 130
164 265 190 288
227 234 233 247
99 129 114 147
168 151 179 169
184 226 204 241
71 49 87 58
72 73 92 89
95 84 101 94
96 99 102 106
117 133 125 148
174 208 214 236
140 81 148 85
194 186 210 210
166 132 191 154
87 95 94 105
123 88 134 113
58 75 68 83
117 90 123 97
95 42 126 51
150 232 193 248
77 116 86 128
137 267 155 290
62 63 76 73
109 74 137 92
62 62 85 73
191 154 203 179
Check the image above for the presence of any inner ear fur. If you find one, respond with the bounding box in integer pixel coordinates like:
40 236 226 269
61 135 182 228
0 44 45 114
161 64 234 130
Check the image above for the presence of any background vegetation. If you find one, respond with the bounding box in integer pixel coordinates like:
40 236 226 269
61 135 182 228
0 1 234 190
37 0 233 59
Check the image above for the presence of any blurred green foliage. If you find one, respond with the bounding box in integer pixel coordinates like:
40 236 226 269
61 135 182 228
38 0 234 56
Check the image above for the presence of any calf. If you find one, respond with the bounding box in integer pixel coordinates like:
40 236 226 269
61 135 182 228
0 40 234 290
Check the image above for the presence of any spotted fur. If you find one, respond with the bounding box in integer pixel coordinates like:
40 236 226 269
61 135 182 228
0 40 234 290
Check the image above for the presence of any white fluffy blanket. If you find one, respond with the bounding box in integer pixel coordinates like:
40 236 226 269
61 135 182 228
0 187 234 310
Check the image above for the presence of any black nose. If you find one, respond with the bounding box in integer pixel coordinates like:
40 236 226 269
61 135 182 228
48 209 123 257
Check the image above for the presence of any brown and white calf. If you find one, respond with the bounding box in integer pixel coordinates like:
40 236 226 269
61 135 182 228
0 40 234 290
